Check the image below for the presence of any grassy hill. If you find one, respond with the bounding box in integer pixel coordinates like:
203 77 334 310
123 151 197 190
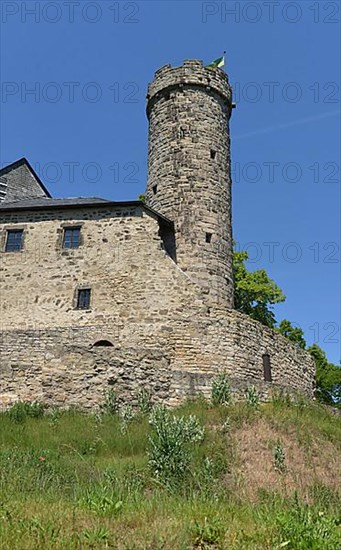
0 393 340 549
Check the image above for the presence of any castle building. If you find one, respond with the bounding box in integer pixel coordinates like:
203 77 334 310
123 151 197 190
0 61 314 409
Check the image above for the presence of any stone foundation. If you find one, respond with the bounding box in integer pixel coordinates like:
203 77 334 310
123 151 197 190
0 309 315 410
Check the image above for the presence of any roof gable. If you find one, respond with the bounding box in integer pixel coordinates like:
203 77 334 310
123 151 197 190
0 158 51 203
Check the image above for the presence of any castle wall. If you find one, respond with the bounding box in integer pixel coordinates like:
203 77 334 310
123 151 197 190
0 310 315 409
0 204 205 334
0 203 315 408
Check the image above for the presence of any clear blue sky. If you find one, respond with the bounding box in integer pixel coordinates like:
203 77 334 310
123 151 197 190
1 1 340 363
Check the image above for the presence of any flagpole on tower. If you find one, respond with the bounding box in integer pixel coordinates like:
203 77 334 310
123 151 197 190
205 53 226 70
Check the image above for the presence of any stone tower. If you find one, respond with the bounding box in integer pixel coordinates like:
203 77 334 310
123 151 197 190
145 60 234 308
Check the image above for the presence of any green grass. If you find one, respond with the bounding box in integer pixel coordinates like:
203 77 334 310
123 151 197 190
0 397 340 549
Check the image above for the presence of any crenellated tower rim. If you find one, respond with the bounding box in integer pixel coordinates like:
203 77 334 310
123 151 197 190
146 60 233 116
145 59 234 309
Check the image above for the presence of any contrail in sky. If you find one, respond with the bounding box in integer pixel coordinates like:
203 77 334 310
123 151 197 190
233 110 341 141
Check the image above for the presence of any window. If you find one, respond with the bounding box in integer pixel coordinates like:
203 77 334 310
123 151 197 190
76 288 91 309
262 354 272 382
63 227 80 249
152 185 158 195
210 149 216 160
205 233 212 243
5 229 23 252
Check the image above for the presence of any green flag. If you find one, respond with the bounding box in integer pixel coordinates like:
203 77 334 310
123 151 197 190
206 55 225 69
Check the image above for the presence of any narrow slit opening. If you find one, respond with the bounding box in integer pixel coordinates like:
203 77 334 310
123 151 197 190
262 354 272 382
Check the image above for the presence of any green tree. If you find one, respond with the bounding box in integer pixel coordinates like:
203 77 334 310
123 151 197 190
233 249 286 328
276 319 306 349
308 344 341 405
138 193 145 202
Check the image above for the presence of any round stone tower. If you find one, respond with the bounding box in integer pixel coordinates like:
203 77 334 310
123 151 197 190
145 59 234 308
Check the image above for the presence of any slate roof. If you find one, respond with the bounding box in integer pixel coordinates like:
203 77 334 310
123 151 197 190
0 197 111 209
0 196 173 225
0 158 52 198
0 158 173 226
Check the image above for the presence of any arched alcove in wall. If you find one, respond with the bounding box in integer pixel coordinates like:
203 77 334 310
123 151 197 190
92 340 114 347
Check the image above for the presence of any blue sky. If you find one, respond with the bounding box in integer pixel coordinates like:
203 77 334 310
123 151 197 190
1 0 340 363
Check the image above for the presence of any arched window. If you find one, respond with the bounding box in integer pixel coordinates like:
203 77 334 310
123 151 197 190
93 340 113 347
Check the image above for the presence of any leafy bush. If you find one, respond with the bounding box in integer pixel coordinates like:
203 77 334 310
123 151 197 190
148 405 204 487
8 401 45 423
82 484 123 516
211 371 231 406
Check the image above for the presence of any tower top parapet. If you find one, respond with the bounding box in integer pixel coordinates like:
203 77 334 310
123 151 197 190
146 59 232 117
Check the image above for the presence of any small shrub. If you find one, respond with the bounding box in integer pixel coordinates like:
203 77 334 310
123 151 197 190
47 407 61 428
101 389 118 415
8 401 45 423
211 371 231 406
201 457 215 485
78 438 100 456
220 417 231 434
148 405 204 487
136 388 152 414
245 385 260 407
83 485 123 516
191 516 226 547
272 388 291 407
81 527 110 545
274 440 286 473
119 404 134 434
274 495 340 549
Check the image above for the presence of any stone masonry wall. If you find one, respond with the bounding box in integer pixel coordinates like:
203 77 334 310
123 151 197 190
0 202 315 408
145 60 234 309
0 311 315 410
0 328 172 410
0 204 205 334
